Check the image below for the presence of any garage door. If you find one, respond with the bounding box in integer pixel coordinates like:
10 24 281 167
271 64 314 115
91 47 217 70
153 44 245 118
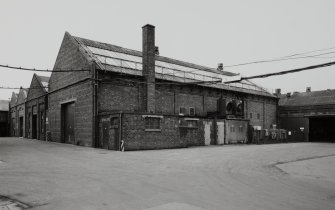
309 117 335 142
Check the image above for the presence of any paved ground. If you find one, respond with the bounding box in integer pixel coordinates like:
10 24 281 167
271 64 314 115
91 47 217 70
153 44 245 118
0 137 335 210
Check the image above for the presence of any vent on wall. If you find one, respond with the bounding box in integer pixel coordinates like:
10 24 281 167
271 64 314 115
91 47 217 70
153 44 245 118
179 107 187 115
235 100 244 116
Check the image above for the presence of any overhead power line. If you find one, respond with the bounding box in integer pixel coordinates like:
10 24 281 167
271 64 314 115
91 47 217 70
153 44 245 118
0 64 90 72
224 61 335 84
224 47 335 68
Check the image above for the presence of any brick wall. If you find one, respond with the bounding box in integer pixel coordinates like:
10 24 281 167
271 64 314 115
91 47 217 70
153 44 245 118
48 32 93 146
98 72 278 129
98 80 139 112
121 113 205 150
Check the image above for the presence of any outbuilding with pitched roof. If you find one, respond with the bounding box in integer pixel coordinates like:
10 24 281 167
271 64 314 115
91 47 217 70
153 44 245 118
279 87 335 142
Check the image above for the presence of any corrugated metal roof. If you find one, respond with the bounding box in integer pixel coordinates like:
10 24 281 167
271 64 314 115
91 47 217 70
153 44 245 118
0 100 9 111
72 35 276 98
279 89 335 106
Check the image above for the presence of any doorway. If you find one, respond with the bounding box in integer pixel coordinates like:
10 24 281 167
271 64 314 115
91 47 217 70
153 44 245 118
62 102 75 144
309 117 335 142
19 116 23 137
32 115 37 139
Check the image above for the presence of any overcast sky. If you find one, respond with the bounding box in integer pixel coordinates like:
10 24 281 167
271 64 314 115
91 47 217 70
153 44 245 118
1 0 334 100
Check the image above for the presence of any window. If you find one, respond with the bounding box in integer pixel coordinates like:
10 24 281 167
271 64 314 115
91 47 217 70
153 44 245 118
180 118 199 128
230 125 235 133
144 116 162 130
179 107 187 115
239 126 244 133
110 117 119 127
249 113 252 119
257 113 260 119
189 107 196 116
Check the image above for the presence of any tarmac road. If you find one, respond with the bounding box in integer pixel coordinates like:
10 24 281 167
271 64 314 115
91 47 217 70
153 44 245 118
0 137 334 210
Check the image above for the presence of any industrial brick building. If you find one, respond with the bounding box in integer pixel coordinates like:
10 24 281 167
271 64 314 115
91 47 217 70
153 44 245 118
47 24 278 150
25 74 49 140
9 88 27 137
279 88 335 142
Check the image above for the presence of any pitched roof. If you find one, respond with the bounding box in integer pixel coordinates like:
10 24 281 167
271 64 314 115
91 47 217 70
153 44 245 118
279 89 335 106
0 100 9 111
68 33 276 98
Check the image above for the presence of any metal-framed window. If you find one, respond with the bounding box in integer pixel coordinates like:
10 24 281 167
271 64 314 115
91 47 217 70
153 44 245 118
144 115 162 131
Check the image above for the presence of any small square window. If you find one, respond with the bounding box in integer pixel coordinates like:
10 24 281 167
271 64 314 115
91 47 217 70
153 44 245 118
110 117 118 126
189 107 196 116
145 117 161 130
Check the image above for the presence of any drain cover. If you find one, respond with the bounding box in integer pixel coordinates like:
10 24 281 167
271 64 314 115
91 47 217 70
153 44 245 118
0 196 30 210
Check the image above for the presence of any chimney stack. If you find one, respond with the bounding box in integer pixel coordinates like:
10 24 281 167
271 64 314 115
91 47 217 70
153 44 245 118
217 63 223 71
275 88 281 96
306 87 311 92
142 24 156 113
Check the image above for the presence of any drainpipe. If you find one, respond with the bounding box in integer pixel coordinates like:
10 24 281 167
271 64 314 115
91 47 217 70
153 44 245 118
92 62 98 148
119 111 122 151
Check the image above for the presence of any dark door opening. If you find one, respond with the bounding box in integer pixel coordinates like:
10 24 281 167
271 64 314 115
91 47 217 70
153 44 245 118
19 117 23 137
309 117 335 142
0 122 7 137
62 102 75 144
32 115 37 139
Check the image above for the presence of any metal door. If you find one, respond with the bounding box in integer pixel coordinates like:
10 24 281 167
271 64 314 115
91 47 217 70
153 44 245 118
63 102 75 144
102 121 109 149
217 121 225 145
204 122 211 145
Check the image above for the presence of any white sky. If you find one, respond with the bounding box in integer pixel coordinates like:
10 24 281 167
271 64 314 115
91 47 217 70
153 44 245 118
0 0 334 100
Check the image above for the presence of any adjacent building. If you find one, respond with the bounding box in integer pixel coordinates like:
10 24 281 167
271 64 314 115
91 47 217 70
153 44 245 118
9 88 27 137
279 87 335 142
25 74 50 140
47 24 278 150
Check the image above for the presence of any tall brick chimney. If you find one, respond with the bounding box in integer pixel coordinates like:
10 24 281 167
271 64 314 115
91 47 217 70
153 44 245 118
142 24 156 113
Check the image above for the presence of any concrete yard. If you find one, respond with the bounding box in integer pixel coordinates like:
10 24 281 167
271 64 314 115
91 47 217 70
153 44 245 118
0 138 335 210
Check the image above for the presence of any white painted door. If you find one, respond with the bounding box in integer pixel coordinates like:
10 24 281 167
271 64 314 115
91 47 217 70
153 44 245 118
217 122 225 145
204 122 211 145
